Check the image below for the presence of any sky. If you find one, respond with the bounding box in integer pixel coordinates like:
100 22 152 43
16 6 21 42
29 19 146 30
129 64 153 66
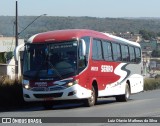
0 0 160 17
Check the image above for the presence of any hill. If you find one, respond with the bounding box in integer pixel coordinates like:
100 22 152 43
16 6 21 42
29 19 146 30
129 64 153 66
1 16 160 39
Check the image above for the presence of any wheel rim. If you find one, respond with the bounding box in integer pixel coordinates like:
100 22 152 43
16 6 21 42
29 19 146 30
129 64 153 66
126 85 130 99
89 88 95 104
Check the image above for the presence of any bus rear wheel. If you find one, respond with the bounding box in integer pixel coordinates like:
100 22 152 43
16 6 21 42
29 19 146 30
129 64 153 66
84 86 96 107
116 84 130 102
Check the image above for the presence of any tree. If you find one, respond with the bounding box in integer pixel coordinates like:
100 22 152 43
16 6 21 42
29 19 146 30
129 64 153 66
151 49 160 57
157 32 160 37
139 30 156 40
0 53 6 63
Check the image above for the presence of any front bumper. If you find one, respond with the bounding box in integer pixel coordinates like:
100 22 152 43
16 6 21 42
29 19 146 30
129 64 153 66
23 84 91 102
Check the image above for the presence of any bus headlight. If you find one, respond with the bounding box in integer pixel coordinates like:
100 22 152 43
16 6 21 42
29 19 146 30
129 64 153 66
66 79 79 87
23 80 30 89
54 79 79 88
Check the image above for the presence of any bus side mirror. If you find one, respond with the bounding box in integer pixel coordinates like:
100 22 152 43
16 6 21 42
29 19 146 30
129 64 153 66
14 44 24 61
80 39 86 56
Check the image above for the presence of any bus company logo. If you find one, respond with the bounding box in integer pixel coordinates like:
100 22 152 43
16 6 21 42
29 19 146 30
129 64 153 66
91 66 98 71
35 82 47 87
101 65 113 72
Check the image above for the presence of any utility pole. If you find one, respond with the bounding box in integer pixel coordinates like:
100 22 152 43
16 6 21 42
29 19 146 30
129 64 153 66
14 1 46 80
15 0 18 80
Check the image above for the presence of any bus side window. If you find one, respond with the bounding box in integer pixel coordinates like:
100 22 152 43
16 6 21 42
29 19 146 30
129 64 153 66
102 41 113 61
121 45 129 62
92 39 103 60
135 47 141 63
112 43 121 61
129 46 136 62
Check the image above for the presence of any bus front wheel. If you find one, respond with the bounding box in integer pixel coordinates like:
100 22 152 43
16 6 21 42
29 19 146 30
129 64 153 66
84 86 96 107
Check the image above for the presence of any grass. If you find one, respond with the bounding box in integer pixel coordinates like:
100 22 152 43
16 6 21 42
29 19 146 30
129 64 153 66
0 78 25 109
0 77 160 110
0 77 42 110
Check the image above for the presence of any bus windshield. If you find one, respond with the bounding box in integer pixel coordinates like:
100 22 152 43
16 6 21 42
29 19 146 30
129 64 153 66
23 41 78 79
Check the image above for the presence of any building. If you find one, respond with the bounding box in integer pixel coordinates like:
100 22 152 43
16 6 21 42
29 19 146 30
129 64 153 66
0 36 24 80
115 32 142 42
139 39 158 57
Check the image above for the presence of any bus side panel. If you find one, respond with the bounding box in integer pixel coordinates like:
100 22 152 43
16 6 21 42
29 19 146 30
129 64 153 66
98 62 143 97
98 62 126 97
126 63 144 94
89 60 126 97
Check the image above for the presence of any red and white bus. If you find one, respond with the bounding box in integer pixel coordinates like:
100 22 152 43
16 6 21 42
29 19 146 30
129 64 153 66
15 29 144 108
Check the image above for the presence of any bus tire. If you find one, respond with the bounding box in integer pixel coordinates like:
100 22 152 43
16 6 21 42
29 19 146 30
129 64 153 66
43 101 53 109
84 86 96 107
116 84 130 102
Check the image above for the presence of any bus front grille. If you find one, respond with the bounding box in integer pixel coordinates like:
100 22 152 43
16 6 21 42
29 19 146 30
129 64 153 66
34 93 63 98
31 87 46 91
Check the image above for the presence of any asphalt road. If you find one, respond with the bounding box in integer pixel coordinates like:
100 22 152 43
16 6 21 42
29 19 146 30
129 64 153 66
0 89 160 126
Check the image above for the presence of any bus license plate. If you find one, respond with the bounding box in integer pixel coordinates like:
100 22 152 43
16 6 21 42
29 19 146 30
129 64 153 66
43 97 53 101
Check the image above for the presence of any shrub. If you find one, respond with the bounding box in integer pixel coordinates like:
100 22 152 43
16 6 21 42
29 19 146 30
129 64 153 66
144 78 160 91
155 74 160 79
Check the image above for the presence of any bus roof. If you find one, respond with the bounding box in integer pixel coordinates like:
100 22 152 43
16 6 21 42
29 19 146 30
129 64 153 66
27 29 140 47
103 33 140 47
28 29 112 43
